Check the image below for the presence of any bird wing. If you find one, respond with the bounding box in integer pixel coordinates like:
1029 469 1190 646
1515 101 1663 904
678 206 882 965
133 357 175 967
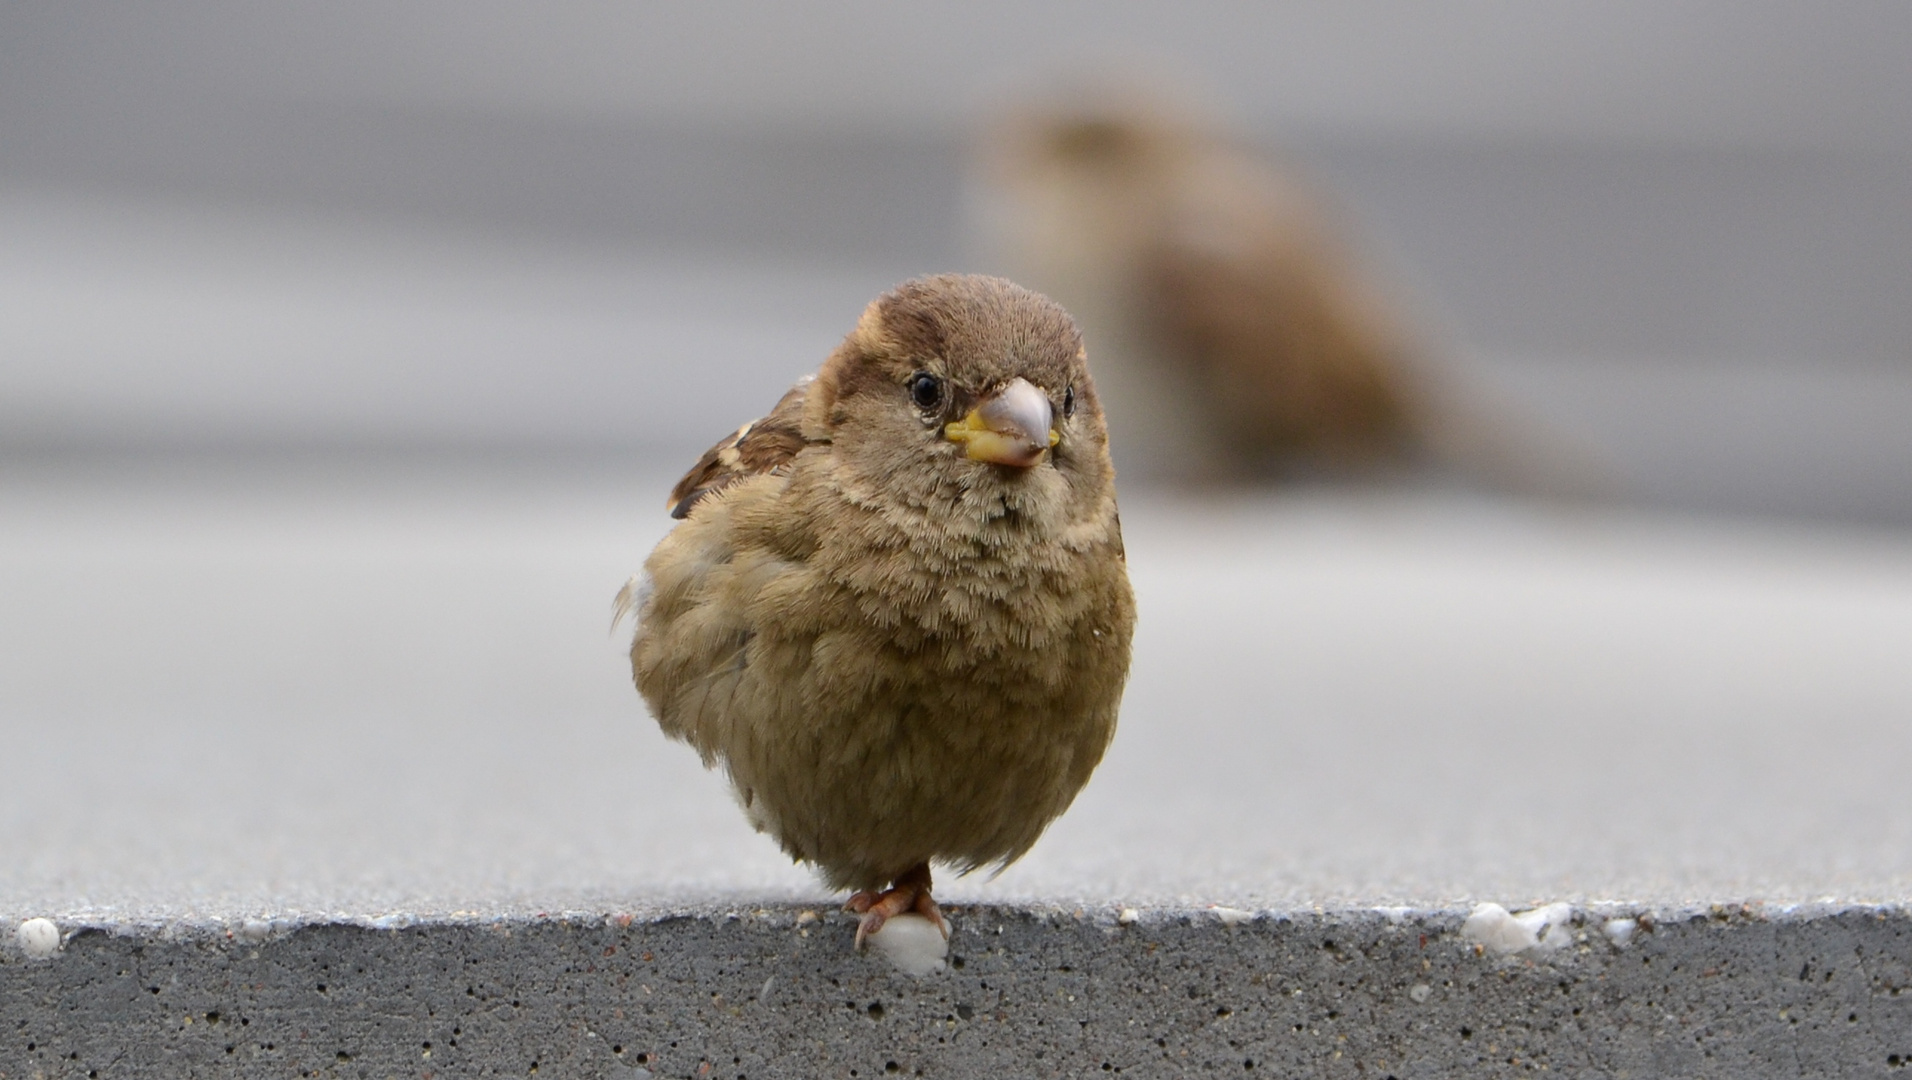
666 376 815 519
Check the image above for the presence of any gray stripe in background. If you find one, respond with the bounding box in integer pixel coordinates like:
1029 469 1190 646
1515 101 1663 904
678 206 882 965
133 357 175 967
1 2 1908 526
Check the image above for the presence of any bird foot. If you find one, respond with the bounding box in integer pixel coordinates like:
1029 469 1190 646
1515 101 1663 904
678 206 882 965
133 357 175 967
845 864 948 949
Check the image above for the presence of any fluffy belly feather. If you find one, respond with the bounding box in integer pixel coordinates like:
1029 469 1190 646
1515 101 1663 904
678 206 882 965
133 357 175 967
724 636 1120 891
631 479 1129 892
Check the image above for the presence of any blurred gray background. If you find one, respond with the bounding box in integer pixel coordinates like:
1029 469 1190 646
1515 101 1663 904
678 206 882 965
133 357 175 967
5 3 1912 923
4 1 1911 521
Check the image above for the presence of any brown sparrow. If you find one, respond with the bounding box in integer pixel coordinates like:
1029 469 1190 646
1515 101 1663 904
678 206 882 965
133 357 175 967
619 274 1135 946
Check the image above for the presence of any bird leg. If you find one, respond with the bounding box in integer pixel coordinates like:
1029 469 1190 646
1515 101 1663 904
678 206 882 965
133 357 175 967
845 862 947 949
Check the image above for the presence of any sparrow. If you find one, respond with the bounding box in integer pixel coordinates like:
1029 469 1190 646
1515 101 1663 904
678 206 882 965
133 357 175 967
618 274 1135 947
971 93 1586 491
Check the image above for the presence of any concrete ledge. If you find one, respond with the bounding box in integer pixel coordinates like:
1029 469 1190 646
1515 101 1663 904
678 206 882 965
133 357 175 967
7 904 1910 1078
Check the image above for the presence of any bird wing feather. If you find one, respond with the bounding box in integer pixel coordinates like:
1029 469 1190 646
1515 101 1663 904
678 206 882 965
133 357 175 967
666 376 815 519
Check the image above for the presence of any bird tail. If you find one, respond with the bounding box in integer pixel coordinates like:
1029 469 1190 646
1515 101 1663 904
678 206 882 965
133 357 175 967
1402 356 1624 503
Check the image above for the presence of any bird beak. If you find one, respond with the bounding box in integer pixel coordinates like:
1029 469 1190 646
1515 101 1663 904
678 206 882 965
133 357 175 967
943 377 1059 467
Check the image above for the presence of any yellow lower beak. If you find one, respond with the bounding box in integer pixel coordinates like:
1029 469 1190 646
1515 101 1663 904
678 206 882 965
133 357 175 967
943 378 1059 468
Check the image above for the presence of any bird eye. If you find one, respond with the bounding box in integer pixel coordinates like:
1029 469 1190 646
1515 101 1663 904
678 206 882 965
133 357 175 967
1063 385 1076 418
909 372 944 410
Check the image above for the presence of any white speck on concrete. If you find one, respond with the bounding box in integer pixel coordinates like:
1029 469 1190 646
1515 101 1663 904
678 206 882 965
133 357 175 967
865 913 947 975
17 918 60 959
1374 906 1413 924
1210 906 1254 926
1117 907 1140 925
1603 917 1639 947
1409 983 1432 1003
1461 902 1573 955
758 975 775 1002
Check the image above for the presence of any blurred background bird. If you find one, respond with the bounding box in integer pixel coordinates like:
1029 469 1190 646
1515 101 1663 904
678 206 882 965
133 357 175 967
971 86 1593 493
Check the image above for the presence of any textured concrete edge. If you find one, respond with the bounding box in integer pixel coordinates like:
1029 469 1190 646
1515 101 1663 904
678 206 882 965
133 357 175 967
3 901 1911 1077
7 898 1910 946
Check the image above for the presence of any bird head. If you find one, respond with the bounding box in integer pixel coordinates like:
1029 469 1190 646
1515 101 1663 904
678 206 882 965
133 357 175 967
806 274 1117 531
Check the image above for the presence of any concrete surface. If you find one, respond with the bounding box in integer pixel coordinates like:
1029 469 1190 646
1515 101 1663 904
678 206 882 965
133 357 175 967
5 906 1910 1078
5 458 1912 918
2 457 1910 1074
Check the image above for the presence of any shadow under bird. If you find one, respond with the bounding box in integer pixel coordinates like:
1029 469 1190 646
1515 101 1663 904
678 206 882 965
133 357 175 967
618 274 1135 946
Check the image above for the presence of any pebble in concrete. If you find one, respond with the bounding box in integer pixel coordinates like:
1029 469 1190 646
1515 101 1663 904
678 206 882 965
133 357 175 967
1461 902 1575 956
15 918 60 960
865 914 950 976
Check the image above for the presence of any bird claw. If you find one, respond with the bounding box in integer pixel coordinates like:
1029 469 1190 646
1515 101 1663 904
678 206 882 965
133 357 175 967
847 865 948 949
